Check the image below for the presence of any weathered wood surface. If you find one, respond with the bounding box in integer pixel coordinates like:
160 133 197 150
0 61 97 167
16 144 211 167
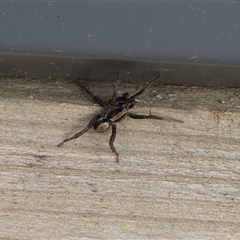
0 77 240 239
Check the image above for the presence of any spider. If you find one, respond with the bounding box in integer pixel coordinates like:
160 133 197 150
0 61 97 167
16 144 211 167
57 72 183 162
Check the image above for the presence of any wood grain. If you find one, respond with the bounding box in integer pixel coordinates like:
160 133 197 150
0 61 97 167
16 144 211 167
0 77 240 239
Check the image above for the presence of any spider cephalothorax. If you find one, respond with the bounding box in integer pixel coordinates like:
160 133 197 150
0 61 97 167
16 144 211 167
57 72 183 162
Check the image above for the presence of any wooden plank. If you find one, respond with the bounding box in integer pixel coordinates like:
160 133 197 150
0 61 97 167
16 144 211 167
0 77 240 239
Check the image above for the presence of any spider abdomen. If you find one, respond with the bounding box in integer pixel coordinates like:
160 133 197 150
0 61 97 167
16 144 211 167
94 117 110 132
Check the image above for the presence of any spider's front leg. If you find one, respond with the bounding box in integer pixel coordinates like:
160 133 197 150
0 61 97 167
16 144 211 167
77 83 107 109
57 114 100 147
109 123 119 163
109 72 120 105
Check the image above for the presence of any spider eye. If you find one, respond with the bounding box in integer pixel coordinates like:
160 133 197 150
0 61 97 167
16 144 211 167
94 118 109 132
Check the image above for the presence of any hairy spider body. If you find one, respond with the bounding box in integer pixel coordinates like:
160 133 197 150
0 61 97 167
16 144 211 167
57 73 183 162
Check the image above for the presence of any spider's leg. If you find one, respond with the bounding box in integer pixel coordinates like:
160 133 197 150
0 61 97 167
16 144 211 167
57 114 100 147
78 83 107 109
109 72 120 105
128 73 160 101
109 123 119 163
127 112 183 123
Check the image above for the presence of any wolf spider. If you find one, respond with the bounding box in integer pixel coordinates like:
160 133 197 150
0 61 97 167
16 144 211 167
57 72 183 162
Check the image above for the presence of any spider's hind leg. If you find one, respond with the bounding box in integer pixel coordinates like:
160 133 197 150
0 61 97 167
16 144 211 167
109 123 119 163
127 112 183 123
57 114 101 147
